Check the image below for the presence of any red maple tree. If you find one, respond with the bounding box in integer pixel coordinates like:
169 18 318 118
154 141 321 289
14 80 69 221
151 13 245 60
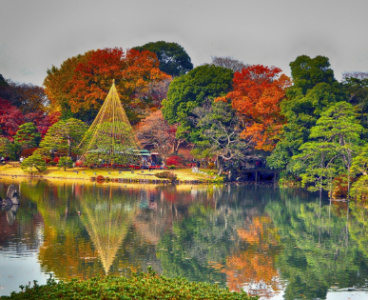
0 98 24 140
216 65 291 151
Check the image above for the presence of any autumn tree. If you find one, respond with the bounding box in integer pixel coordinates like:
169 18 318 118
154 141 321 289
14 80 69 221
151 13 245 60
0 98 24 140
44 48 171 123
216 65 291 152
134 41 193 77
44 56 86 117
136 110 183 156
0 80 47 115
25 111 61 137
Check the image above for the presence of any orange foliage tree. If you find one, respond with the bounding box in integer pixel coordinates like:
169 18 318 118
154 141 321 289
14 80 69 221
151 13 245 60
44 48 171 123
216 65 291 151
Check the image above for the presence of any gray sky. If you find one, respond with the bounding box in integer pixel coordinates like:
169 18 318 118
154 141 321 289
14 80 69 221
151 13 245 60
1 0 368 86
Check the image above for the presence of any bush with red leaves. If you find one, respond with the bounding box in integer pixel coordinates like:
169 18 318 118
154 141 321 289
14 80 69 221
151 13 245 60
20 147 38 157
165 155 183 166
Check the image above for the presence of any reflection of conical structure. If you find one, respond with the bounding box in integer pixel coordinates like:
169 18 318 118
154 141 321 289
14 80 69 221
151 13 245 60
77 81 140 165
79 189 136 274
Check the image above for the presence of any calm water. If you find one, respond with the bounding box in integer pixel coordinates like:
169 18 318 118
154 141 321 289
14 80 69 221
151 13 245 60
0 179 368 300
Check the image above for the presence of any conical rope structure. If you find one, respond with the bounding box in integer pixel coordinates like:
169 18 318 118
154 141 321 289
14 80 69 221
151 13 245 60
77 81 140 166
78 187 136 274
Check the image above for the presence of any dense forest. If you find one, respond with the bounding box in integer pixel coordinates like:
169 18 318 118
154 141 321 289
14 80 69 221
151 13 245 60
1 41 368 200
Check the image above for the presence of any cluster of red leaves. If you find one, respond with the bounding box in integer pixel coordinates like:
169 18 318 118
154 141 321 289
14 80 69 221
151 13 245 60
25 111 61 137
20 147 38 157
0 98 60 141
0 98 24 141
216 65 291 151
166 155 183 166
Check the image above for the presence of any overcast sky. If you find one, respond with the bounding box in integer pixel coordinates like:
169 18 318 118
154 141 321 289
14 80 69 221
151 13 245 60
1 0 368 86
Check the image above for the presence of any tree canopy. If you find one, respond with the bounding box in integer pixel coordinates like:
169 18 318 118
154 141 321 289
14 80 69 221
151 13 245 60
44 47 171 123
162 64 233 141
216 65 291 151
134 41 193 77
39 118 87 157
267 55 347 170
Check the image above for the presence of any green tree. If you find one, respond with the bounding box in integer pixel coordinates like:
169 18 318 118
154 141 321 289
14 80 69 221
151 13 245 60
342 72 368 138
162 65 233 142
191 100 253 176
58 156 73 171
14 122 41 153
267 55 347 171
21 154 47 173
0 136 15 159
289 55 335 93
39 118 87 157
293 102 364 198
134 41 193 77
0 74 8 87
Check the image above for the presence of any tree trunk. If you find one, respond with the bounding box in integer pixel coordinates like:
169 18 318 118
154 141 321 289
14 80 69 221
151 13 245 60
68 137 71 157
172 139 182 155
217 156 224 176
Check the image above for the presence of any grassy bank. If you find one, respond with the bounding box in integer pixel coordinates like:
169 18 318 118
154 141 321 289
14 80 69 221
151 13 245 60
0 164 222 184
0 270 257 300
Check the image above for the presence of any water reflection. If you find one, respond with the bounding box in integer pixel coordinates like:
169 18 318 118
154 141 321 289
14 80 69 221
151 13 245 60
0 180 368 299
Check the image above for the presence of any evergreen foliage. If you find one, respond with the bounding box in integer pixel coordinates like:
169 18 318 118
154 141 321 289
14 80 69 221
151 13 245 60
162 64 233 141
1 271 257 300
58 156 73 171
21 154 47 173
134 41 193 76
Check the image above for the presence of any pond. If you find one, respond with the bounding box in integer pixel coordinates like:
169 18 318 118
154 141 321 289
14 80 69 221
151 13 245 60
0 179 368 300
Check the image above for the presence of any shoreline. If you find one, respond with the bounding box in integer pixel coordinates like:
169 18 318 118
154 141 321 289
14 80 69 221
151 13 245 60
0 165 222 185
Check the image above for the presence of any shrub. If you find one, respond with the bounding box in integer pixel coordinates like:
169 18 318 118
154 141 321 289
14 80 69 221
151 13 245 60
20 147 38 158
155 171 177 181
58 156 73 171
53 157 60 163
166 155 183 166
21 154 47 174
4 270 257 299
168 165 176 169
96 175 105 182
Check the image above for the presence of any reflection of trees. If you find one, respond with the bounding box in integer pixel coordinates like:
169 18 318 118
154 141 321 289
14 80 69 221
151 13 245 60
216 216 282 298
20 181 99 280
156 185 284 293
157 201 243 287
266 189 368 300
78 185 137 274
14 180 368 299
0 181 42 252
